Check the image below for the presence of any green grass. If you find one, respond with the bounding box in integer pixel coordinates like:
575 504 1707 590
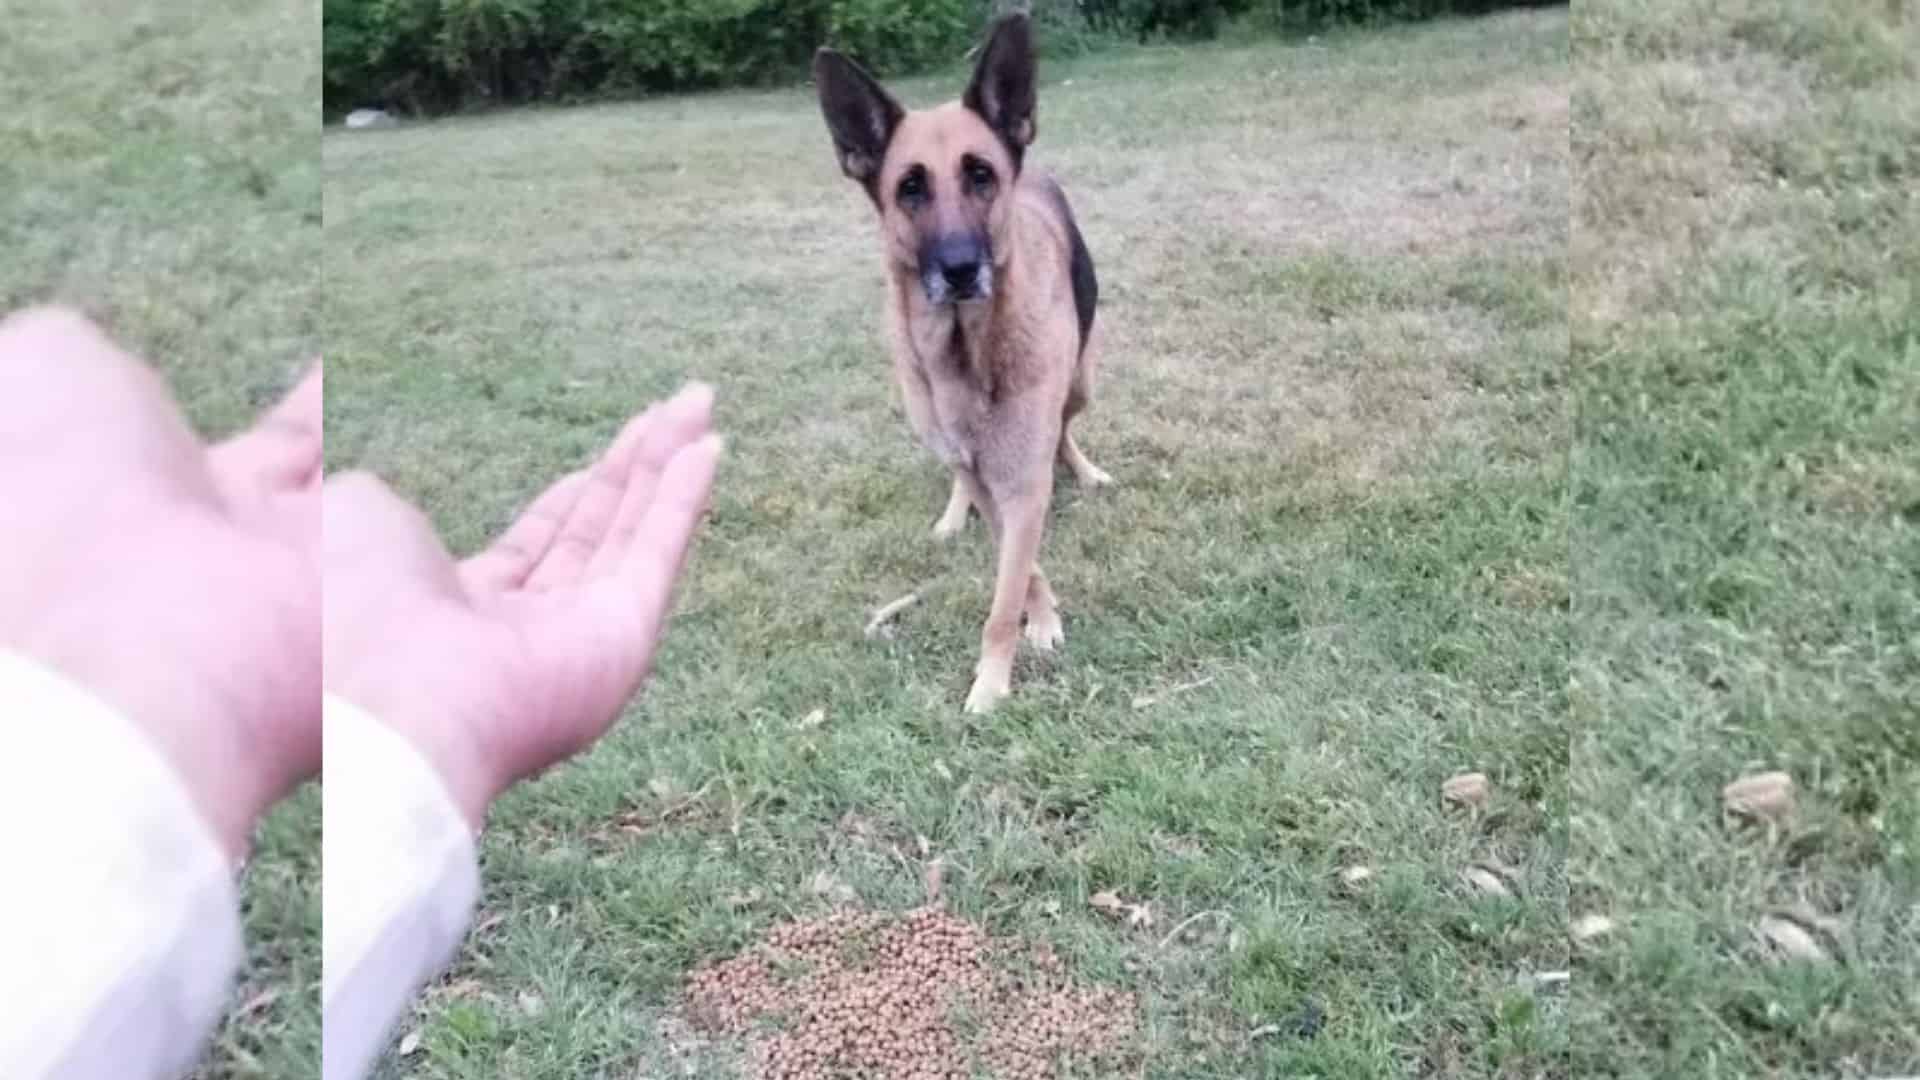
325 10 1569 1078
1 1 321 1078
1570 0 1920 1076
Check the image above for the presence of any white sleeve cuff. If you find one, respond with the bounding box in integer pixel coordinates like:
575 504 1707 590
322 694 479 1080
0 650 242 1080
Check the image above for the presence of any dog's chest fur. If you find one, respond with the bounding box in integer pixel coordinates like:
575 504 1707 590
892 285 1050 472
886 207 1068 475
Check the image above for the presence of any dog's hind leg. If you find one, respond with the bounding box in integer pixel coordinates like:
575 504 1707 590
1058 321 1112 488
1022 568 1063 651
1057 430 1112 488
932 469 972 539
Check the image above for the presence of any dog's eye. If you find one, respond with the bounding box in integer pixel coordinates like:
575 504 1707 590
964 159 996 193
897 169 927 205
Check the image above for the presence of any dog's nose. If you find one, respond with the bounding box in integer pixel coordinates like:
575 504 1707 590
941 260 981 291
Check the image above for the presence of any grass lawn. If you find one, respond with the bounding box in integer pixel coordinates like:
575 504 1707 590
1570 1 1920 1076
0 1 321 1077
324 9 1570 1078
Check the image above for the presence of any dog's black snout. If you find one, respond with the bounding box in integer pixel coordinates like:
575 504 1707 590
927 234 989 297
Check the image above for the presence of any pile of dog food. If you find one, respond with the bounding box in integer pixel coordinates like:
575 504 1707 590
684 906 1137 1079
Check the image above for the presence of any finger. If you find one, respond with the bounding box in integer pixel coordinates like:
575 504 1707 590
585 382 715 579
526 385 708 590
518 407 657 591
617 432 722 602
525 434 721 764
209 361 324 497
0 306 211 496
457 469 588 594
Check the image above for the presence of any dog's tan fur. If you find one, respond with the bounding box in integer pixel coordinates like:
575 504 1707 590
815 15 1109 712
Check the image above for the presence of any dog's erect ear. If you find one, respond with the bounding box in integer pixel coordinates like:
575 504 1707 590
963 14 1037 169
813 48 904 192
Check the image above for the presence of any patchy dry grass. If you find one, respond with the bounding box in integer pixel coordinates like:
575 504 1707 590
1 1 320 1077
324 10 1569 1079
1571 0 1920 1076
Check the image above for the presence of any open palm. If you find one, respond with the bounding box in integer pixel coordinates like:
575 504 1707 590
323 385 719 826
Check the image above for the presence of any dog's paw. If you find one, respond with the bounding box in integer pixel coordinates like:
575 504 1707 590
1079 464 1115 488
1024 608 1064 651
964 670 1011 714
931 513 968 541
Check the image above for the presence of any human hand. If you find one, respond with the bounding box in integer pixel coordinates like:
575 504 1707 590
0 307 322 859
322 385 720 828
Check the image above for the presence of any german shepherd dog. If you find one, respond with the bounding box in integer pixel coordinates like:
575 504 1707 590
814 14 1110 713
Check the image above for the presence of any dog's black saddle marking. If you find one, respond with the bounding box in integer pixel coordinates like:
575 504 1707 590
1039 175 1097 356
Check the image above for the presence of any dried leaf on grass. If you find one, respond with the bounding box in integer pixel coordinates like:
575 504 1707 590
1089 890 1155 928
923 857 946 905
1442 771 1491 809
810 870 858 907
1755 914 1830 963
1460 864 1515 898
1722 770 1796 824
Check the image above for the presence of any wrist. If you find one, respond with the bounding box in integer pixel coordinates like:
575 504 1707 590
6 642 285 861
322 678 502 832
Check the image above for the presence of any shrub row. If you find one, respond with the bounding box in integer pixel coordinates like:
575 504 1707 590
323 0 1559 114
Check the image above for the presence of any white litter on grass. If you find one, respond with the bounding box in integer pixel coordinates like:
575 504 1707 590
1338 865 1375 889
344 108 397 129
1571 913 1617 943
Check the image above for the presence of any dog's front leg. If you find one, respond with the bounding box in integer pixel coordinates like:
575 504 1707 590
965 484 1047 714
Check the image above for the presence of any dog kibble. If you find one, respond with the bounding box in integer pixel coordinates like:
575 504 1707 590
684 905 1137 1080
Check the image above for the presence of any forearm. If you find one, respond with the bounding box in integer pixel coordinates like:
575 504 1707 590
0 650 242 1079
321 695 480 1080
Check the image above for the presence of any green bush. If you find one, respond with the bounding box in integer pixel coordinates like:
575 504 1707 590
1085 0 1561 40
826 0 975 74
323 0 1561 115
324 0 996 113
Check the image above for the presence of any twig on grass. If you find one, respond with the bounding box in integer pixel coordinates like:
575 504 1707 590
864 591 922 639
1157 909 1228 950
1131 675 1215 710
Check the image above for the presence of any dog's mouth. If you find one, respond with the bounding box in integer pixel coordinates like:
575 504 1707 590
921 261 993 305
920 232 993 306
